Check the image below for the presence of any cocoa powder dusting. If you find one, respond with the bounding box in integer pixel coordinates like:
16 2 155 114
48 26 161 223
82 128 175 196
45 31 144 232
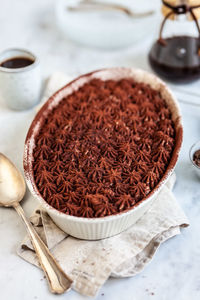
32 78 175 218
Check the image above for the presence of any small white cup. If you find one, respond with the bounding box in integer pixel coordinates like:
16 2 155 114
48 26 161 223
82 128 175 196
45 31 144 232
0 48 41 110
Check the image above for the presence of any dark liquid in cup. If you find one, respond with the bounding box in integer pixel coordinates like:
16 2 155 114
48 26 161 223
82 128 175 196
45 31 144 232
0 56 34 69
149 36 200 83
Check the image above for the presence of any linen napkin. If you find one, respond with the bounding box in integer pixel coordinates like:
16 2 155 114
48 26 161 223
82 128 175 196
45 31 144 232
17 73 189 297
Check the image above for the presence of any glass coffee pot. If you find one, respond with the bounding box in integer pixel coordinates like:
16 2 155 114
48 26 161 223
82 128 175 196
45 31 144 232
149 0 200 83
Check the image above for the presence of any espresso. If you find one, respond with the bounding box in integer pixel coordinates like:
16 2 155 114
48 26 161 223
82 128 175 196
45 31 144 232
149 36 200 83
0 56 34 69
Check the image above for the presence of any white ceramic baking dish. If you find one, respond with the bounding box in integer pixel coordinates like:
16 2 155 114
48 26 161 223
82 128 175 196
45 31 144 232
24 68 183 240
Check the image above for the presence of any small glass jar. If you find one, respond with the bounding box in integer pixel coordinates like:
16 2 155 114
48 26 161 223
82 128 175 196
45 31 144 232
189 140 200 179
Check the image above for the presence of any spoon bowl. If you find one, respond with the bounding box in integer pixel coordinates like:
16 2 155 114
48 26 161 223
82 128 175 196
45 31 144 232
0 153 26 207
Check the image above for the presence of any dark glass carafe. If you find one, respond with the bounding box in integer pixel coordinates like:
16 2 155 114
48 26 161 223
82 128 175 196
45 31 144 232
149 0 200 83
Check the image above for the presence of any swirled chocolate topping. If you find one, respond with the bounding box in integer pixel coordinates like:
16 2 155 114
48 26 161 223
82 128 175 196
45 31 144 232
32 78 175 218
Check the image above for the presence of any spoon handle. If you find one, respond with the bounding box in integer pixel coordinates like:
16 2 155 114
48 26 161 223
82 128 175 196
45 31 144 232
14 203 73 294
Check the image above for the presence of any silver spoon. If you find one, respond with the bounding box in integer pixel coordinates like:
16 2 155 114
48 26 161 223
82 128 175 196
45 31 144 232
0 153 73 294
67 1 155 19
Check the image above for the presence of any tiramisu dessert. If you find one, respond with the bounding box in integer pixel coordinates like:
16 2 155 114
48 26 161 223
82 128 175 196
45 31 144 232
32 78 175 218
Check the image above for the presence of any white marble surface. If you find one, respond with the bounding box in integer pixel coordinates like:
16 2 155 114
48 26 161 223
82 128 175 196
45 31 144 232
0 0 200 299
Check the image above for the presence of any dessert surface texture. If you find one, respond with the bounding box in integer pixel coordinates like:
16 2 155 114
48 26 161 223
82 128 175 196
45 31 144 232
32 78 175 218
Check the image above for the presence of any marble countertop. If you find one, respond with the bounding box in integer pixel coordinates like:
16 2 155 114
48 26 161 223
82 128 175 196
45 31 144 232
0 1 200 299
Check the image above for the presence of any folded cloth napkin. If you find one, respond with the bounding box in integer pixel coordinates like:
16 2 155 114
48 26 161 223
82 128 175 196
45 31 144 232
17 73 189 297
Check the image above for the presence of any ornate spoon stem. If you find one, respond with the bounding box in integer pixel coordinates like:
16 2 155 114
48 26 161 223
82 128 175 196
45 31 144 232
13 202 73 294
